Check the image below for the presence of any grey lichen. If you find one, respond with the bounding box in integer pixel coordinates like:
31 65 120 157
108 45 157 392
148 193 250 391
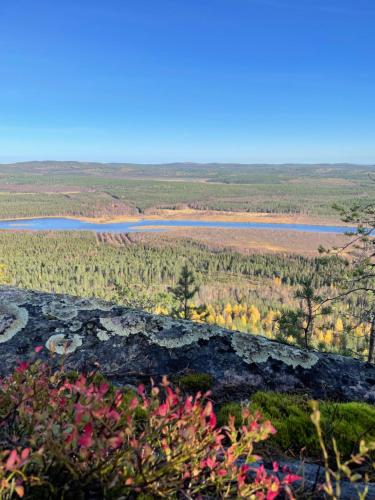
96 329 111 342
0 304 29 343
100 312 147 338
46 333 83 355
42 300 78 321
69 320 83 332
146 320 225 349
74 297 114 312
0 288 31 306
231 332 319 369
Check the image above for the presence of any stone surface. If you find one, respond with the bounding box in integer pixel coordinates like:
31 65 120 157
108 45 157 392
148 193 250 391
1 286 375 403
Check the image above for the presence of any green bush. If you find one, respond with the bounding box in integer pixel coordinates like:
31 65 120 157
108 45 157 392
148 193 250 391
175 372 213 393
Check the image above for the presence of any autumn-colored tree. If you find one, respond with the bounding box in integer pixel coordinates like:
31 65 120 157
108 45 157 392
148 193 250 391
277 278 331 349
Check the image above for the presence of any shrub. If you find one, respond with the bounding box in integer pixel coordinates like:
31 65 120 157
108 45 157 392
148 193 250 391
175 372 213 393
0 360 300 499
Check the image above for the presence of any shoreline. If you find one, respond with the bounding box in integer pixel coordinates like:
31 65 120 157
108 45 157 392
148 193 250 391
0 209 347 227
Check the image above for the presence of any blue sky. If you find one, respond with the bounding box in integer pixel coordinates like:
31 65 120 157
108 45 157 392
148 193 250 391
0 0 374 163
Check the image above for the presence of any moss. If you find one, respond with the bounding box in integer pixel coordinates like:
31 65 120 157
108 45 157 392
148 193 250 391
217 402 243 427
249 392 375 459
175 373 214 394
320 401 375 458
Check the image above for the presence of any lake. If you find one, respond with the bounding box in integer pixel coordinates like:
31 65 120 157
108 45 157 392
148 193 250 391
0 217 354 234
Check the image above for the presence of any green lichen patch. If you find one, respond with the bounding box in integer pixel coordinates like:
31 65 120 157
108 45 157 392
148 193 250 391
231 332 319 369
100 312 147 338
146 321 224 349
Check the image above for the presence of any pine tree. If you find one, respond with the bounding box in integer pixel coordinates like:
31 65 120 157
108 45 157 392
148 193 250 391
170 264 200 319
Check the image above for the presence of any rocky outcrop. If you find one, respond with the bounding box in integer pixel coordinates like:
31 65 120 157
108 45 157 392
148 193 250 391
1 286 375 403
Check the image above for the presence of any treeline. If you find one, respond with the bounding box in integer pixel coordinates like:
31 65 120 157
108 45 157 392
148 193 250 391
0 231 347 298
1 230 372 359
0 171 374 217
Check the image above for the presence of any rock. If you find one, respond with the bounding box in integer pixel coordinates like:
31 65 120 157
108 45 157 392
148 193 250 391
250 460 375 499
0 286 375 403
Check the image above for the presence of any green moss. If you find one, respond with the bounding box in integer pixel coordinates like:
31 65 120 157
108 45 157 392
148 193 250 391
175 373 213 394
222 392 375 460
320 401 375 458
217 402 243 427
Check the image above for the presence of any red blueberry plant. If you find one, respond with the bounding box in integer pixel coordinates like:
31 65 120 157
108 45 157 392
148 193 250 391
0 352 300 498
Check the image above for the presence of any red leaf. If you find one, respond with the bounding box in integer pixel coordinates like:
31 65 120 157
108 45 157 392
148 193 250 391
78 422 94 448
99 383 109 395
209 411 217 429
20 448 30 461
6 450 19 470
137 384 145 396
16 362 29 374
283 473 302 484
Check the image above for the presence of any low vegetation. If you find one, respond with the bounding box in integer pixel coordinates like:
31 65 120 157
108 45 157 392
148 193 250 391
219 393 375 460
0 357 374 499
0 358 300 499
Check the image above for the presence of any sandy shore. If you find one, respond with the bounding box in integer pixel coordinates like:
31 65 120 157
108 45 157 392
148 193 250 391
1 209 346 226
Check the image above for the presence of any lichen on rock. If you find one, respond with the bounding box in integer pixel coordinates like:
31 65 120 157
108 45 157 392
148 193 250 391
46 333 83 354
74 297 114 312
0 303 29 343
146 320 224 349
231 332 319 369
100 312 147 338
69 320 83 332
96 329 111 342
0 288 31 306
42 300 78 321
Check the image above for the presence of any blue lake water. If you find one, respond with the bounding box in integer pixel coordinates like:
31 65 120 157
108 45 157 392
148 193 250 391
0 217 354 234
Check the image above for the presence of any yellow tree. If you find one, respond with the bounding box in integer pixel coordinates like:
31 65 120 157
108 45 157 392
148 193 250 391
334 318 344 335
224 303 232 316
249 305 261 324
0 264 7 285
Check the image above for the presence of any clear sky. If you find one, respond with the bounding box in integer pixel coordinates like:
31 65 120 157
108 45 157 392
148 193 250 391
0 0 374 164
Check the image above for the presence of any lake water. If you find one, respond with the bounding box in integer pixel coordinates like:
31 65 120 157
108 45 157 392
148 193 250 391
0 217 354 234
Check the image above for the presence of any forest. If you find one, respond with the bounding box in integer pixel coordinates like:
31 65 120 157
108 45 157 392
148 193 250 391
0 162 374 219
0 227 372 361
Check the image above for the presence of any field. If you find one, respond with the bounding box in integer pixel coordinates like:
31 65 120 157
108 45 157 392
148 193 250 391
128 227 348 256
0 161 374 220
